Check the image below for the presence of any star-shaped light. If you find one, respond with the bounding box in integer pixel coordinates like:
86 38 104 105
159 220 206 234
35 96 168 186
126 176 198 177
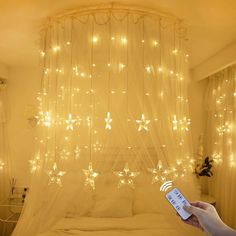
179 117 191 131
29 154 41 173
65 113 76 130
42 111 52 127
147 160 163 184
136 114 150 131
83 162 99 190
93 141 102 152
47 163 66 186
60 149 70 160
113 163 140 189
105 112 112 130
172 115 178 131
0 160 5 170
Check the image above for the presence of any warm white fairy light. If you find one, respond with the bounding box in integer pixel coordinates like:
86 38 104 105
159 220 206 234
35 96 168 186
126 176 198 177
74 146 81 159
60 149 70 160
153 40 159 46
73 66 79 76
86 116 91 127
119 63 126 71
179 117 191 131
147 160 163 184
217 122 232 136
145 66 151 73
105 112 112 130
212 152 222 164
93 141 102 152
113 163 140 189
66 41 71 45
92 36 98 43
40 51 45 57
42 111 52 127
136 114 150 131
172 115 178 131
52 45 61 53
0 160 5 170
29 155 41 173
48 163 66 186
121 37 127 44
172 48 178 55
75 116 82 126
83 162 99 190
65 113 76 130
158 67 163 72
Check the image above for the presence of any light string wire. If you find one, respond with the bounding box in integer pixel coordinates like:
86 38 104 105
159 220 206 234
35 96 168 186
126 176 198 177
69 17 74 112
89 16 95 162
142 17 145 112
107 14 112 112
126 14 129 148
53 22 60 165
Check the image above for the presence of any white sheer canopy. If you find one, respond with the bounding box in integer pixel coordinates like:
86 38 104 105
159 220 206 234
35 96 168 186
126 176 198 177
0 83 10 201
13 5 198 236
205 64 236 228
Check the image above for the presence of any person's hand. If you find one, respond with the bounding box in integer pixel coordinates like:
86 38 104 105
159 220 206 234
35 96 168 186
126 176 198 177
182 201 227 236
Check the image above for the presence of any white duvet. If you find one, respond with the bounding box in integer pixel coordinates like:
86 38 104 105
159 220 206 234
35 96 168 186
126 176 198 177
37 213 202 236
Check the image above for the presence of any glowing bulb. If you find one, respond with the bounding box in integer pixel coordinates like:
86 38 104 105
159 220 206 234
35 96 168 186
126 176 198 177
52 45 61 52
92 36 98 43
172 49 178 54
66 41 71 45
154 41 159 46
114 163 140 189
29 155 41 173
111 36 115 41
48 163 66 187
65 113 76 130
105 112 112 130
83 162 99 190
158 67 163 72
172 115 178 130
136 114 150 131
121 37 127 44
40 51 45 57
145 66 151 73
42 111 51 127
0 160 5 170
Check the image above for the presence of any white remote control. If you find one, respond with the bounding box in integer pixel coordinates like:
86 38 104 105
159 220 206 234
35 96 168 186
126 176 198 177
165 187 192 220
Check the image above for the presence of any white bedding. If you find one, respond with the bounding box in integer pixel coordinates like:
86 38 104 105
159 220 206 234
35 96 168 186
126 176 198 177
37 213 202 236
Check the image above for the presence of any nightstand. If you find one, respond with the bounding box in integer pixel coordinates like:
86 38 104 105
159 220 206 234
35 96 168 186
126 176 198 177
200 194 216 206
0 198 23 236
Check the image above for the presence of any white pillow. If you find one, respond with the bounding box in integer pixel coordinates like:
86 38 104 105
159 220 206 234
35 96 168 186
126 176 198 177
66 186 93 217
90 184 133 218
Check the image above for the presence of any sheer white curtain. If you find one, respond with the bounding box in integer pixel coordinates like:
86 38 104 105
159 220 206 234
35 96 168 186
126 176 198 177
0 83 10 201
13 5 198 236
205 64 236 228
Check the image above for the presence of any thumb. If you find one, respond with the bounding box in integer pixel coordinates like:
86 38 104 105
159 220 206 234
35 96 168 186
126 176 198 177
183 205 203 217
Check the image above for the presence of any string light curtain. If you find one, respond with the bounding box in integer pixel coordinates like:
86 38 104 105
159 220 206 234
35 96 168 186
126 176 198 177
205 64 236 228
13 5 197 236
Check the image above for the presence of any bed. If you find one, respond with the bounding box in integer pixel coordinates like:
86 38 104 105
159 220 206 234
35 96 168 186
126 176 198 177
37 213 202 236
35 174 202 236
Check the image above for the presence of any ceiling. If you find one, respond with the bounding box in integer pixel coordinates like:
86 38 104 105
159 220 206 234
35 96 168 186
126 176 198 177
0 0 236 69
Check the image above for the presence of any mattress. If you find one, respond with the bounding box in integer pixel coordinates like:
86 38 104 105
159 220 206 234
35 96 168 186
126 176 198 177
37 213 202 236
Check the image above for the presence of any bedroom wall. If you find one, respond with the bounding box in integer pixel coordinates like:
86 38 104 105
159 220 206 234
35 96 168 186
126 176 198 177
7 66 40 187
